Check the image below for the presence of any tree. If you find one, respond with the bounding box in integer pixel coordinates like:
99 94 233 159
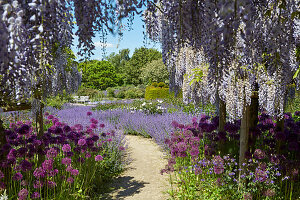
140 59 169 85
79 60 119 90
123 47 162 85
106 48 130 74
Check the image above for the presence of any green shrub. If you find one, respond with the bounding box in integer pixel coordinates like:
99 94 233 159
151 82 158 87
116 90 126 99
107 88 115 98
158 82 167 88
145 86 169 100
77 87 101 98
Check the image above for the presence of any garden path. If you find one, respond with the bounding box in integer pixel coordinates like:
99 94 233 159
106 135 170 200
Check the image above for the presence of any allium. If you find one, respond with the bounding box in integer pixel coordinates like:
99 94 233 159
0 182 5 189
87 111 92 116
78 139 86 146
18 188 28 200
107 138 112 142
67 177 74 184
33 167 45 179
31 192 41 199
48 169 59 177
63 125 71 133
33 180 43 189
254 149 265 160
62 157 72 166
48 115 54 120
71 169 79 176
12 173 23 181
99 123 105 128
62 144 71 152
85 152 91 158
42 159 53 171
44 112 49 116
46 148 58 159
95 155 103 161
90 123 97 129
119 146 125 151
20 160 32 172
17 124 30 135
47 180 56 188
66 165 73 172
189 147 199 157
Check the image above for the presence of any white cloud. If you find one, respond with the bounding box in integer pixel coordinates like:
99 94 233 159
94 41 114 48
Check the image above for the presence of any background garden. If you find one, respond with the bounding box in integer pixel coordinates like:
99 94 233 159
1 0 300 200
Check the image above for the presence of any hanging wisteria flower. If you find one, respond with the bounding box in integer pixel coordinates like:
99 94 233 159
95 155 103 161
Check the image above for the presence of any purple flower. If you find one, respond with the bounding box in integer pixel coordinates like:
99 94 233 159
254 149 265 160
119 146 125 151
20 160 32 172
67 177 74 183
18 188 28 200
17 124 30 135
63 125 71 133
42 159 53 171
48 169 59 177
33 180 43 189
62 144 71 152
12 172 23 181
33 167 45 179
48 115 54 120
47 180 57 188
78 139 86 146
62 157 72 166
189 147 199 157
0 170 4 179
95 155 103 161
99 123 105 128
31 192 41 199
71 169 79 176
90 123 97 129
87 111 92 116
46 148 58 159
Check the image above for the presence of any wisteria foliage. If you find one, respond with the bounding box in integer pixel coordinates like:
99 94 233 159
145 0 300 120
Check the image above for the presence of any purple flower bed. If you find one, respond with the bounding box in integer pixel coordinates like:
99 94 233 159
0 108 126 199
53 105 201 150
161 111 300 199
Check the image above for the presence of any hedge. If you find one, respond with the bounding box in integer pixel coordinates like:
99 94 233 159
145 86 169 100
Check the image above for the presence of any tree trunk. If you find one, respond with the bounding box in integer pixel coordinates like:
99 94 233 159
249 93 259 152
239 103 250 168
219 100 226 132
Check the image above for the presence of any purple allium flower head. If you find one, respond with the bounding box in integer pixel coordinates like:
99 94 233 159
33 167 45 179
0 182 5 189
20 160 32 172
47 180 57 188
254 149 265 160
67 177 74 183
176 142 187 152
31 192 41 199
63 125 71 133
119 146 125 151
95 155 103 161
189 147 199 157
99 123 105 128
18 188 28 200
33 180 43 189
71 169 79 176
48 169 59 177
17 124 30 135
7 149 17 159
12 172 23 181
66 165 73 172
42 159 53 171
46 148 58 159
48 115 54 120
62 144 71 152
44 112 49 116
78 139 86 146
87 111 93 116
77 157 85 163
62 157 72 166
54 127 63 135
90 123 97 129
85 152 91 158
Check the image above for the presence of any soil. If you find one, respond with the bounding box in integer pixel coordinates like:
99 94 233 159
102 135 170 200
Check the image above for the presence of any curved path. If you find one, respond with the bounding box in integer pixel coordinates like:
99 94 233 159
104 135 170 200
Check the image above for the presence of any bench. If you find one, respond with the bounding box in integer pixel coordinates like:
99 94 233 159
73 96 90 104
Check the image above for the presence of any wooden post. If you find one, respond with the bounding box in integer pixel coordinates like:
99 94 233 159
239 102 250 168
219 100 226 132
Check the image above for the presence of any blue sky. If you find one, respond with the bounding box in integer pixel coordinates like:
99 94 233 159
71 14 161 61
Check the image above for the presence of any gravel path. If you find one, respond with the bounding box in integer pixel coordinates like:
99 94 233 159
104 135 170 200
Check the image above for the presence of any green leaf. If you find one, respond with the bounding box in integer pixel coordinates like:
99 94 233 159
293 67 300 79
